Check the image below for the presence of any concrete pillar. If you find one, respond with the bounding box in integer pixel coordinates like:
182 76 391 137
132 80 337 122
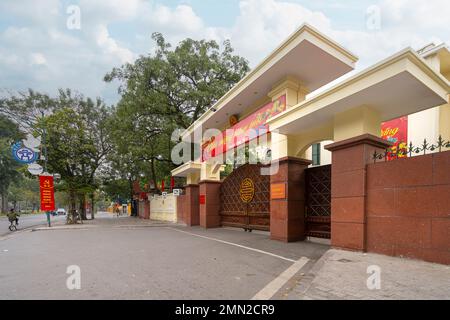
186 171 200 185
325 134 391 251
268 76 309 108
200 162 224 181
270 157 311 242
334 106 381 142
199 180 222 228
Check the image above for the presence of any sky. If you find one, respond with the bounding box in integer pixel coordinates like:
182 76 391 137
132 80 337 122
0 0 449 105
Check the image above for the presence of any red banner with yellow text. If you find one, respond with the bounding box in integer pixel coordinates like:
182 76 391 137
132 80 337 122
39 175 55 211
381 116 408 159
202 95 286 161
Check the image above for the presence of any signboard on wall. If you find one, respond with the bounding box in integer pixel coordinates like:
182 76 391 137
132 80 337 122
202 95 287 161
270 183 286 200
39 175 55 211
381 116 408 158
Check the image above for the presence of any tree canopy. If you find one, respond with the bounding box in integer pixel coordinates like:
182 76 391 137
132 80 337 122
0 33 249 219
104 33 249 187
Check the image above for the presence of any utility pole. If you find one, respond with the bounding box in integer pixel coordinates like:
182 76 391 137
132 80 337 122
41 111 48 173
41 111 51 227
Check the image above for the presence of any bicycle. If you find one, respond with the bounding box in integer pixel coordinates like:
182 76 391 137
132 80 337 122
8 219 18 231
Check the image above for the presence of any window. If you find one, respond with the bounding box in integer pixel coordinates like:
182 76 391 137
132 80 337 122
312 143 321 166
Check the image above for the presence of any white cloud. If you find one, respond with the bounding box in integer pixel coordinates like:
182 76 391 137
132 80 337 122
92 24 134 64
229 0 332 64
380 0 450 30
0 0 448 106
78 0 141 22
30 53 47 66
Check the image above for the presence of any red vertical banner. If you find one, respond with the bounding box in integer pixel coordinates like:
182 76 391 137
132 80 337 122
170 176 175 191
381 116 408 159
39 175 55 211
161 180 165 191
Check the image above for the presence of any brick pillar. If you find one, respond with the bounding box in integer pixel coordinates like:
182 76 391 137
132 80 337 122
144 198 150 219
199 180 222 228
184 184 200 226
325 134 391 251
176 195 186 224
270 157 311 242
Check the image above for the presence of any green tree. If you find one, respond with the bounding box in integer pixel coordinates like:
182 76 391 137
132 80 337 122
104 33 249 192
0 115 24 213
0 89 57 135
105 33 249 129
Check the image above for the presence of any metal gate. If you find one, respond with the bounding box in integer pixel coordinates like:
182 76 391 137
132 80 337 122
220 164 270 231
305 164 331 238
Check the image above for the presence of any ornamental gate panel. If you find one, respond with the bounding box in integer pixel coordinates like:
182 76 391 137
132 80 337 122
305 164 331 239
220 164 270 231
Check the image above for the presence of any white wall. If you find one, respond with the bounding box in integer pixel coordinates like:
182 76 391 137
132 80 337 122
407 107 440 151
150 194 177 222
304 140 333 166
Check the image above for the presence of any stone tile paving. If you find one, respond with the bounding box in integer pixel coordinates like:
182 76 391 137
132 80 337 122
283 249 450 300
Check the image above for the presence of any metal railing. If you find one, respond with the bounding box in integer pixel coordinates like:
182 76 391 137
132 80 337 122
372 135 450 163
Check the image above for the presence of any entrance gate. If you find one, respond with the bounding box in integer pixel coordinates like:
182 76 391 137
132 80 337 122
220 164 270 231
304 164 331 238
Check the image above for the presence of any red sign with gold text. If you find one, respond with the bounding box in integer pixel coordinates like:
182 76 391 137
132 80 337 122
39 175 55 211
381 116 408 158
202 95 286 161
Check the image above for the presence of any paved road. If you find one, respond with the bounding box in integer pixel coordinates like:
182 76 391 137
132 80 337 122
0 213 65 236
1 213 448 300
0 214 327 299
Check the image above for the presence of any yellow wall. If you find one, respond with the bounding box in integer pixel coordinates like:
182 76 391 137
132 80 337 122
334 106 381 142
439 103 450 140
150 194 177 222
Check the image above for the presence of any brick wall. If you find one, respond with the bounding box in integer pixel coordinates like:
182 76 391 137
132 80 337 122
366 151 450 264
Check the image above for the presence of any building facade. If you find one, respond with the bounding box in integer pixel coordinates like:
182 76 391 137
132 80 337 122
171 24 450 264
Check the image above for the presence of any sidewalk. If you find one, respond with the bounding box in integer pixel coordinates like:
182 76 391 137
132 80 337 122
285 248 450 300
31 212 179 231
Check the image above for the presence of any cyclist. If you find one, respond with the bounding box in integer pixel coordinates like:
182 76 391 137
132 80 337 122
7 208 20 230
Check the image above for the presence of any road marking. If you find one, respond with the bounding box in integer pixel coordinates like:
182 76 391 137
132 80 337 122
166 227 296 263
252 257 309 300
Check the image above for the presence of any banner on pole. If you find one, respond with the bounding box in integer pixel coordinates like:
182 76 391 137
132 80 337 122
39 175 55 211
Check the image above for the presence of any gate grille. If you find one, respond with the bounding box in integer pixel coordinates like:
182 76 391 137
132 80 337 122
305 164 331 238
220 164 270 231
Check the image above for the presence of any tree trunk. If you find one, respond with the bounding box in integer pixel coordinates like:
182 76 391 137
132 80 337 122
79 195 87 220
128 178 135 217
68 189 76 224
90 193 95 220
1 191 8 214
151 160 157 190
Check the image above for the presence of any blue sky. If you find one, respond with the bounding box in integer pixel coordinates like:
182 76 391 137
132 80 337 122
0 0 449 105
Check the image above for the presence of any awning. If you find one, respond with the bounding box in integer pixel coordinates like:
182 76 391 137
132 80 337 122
268 48 450 135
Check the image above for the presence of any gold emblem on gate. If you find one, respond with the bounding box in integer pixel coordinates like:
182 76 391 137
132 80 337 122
240 178 255 203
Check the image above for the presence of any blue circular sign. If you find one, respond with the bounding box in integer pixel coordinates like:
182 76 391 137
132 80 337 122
11 142 38 164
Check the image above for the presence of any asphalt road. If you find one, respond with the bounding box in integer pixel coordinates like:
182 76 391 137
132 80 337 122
0 214 328 299
0 213 66 236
